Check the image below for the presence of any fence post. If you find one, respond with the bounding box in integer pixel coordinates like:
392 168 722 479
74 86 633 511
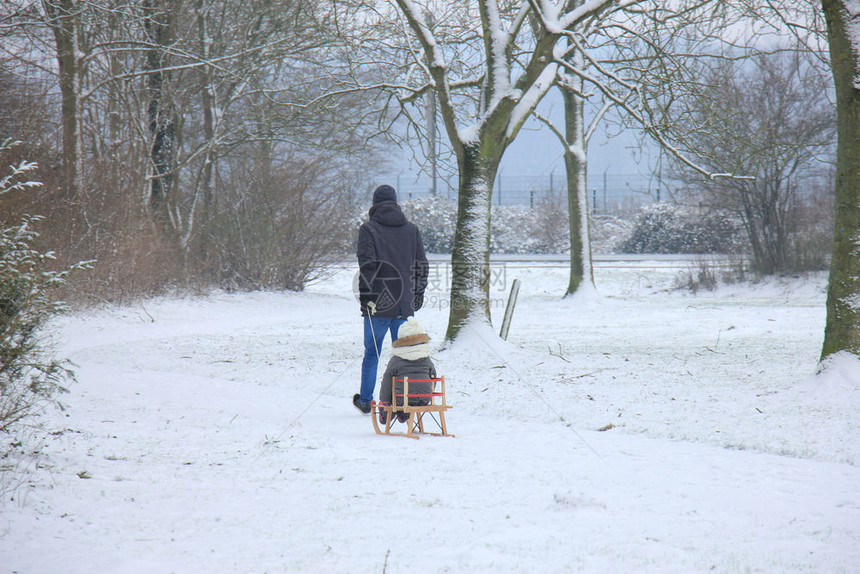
499 278 521 341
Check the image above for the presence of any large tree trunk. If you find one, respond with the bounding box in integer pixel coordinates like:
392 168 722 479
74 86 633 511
43 0 81 198
143 0 178 235
446 142 500 340
821 0 860 359
562 81 593 296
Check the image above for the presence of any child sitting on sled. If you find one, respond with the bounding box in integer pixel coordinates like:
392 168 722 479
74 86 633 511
378 316 436 424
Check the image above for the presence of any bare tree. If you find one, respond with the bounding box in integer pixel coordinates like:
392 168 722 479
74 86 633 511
551 3 743 295
345 1 668 339
615 0 853 359
41 0 83 198
210 149 360 291
337 1 759 337
533 74 596 296
663 52 835 275
1 0 391 297
532 35 596 296
142 0 179 239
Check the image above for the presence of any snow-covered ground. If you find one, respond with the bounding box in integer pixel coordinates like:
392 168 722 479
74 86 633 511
2 259 859 573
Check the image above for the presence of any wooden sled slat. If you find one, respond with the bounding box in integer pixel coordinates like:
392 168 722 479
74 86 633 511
370 376 453 439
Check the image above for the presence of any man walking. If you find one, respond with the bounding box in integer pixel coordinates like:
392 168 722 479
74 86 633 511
354 184 429 414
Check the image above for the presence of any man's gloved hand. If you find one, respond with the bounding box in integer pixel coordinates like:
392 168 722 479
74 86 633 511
367 301 377 316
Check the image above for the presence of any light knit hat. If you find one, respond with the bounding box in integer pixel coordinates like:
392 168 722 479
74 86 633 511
392 317 431 360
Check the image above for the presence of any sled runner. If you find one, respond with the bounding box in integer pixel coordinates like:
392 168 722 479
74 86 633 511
371 376 453 439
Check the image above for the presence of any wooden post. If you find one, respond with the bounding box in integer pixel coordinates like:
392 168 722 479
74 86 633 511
499 278 520 341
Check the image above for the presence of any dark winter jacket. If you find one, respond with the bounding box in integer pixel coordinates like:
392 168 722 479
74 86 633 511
356 202 429 318
379 356 437 406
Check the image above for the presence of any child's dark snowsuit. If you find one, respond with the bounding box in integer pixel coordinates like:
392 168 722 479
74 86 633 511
379 355 436 406
378 316 436 407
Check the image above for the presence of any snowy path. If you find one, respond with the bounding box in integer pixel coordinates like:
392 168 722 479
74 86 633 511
2 264 858 573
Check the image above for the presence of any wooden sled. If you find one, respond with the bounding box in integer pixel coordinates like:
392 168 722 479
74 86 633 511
371 376 453 439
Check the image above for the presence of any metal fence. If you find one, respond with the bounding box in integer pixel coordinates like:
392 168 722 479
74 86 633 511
375 171 665 214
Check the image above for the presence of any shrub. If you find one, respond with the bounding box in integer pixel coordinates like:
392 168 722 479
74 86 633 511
401 197 458 253
491 204 540 254
673 258 719 293
784 191 833 273
403 194 572 255
0 141 83 451
206 158 358 291
618 204 741 254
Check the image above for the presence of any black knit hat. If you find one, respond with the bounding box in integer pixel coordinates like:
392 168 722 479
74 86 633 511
372 184 397 205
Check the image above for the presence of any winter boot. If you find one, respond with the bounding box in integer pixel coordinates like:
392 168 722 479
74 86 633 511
352 393 370 414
